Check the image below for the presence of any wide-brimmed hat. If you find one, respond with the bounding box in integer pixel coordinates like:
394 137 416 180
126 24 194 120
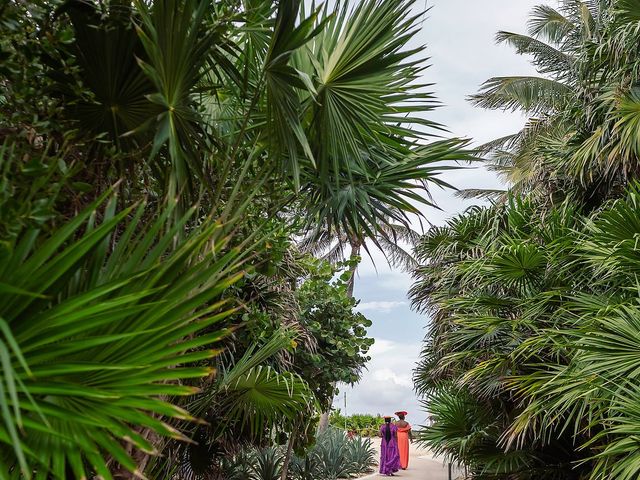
395 411 408 416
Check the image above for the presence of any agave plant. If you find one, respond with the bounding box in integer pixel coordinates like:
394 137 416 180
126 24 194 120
250 447 283 480
220 450 256 480
308 428 358 480
345 435 376 475
289 454 318 480
288 427 374 480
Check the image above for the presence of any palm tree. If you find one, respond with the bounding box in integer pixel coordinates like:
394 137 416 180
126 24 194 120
412 180 640 479
410 195 593 477
290 0 467 431
410 3 640 478
301 220 422 290
469 1 640 207
145 329 316 479
51 0 468 244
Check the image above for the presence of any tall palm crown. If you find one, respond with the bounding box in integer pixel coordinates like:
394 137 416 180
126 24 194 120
471 0 640 206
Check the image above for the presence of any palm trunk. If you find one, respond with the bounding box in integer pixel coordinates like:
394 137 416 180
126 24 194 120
318 239 361 433
345 239 360 297
280 421 298 480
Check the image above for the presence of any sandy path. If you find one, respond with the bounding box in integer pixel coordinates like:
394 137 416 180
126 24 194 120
359 438 459 480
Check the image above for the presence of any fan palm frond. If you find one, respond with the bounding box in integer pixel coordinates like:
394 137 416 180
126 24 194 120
470 76 573 114
0 191 244 478
528 5 577 45
496 31 574 78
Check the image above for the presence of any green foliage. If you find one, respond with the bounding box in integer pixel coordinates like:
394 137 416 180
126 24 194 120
0 192 243 478
310 428 363 480
329 411 382 437
0 142 75 243
219 448 283 480
428 4 640 477
0 0 465 477
1 0 468 242
295 259 374 410
147 328 317 479
192 329 316 438
289 0 472 241
468 0 640 203
290 428 376 480
0 0 69 132
412 4 640 479
55 0 158 147
412 184 640 479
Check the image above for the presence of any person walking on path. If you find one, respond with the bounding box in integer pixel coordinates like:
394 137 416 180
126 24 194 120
395 411 412 470
379 416 400 476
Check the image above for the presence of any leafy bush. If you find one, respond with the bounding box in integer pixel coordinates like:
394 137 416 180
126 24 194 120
412 186 640 479
330 410 382 437
295 263 374 411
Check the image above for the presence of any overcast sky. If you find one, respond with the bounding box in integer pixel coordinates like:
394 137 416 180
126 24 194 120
334 0 542 426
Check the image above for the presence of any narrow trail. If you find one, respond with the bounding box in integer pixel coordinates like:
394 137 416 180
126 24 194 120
361 438 458 480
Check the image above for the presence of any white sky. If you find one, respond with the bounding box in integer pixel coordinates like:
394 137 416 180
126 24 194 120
335 0 542 426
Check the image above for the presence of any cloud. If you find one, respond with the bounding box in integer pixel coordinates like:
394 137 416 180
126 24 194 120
368 339 396 355
334 338 425 423
372 368 414 388
356 301 407 313
355 266 416 294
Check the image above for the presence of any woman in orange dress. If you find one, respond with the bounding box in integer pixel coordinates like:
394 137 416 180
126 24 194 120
395 411 412 470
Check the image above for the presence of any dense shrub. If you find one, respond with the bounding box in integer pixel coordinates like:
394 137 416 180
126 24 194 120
330 411 382 437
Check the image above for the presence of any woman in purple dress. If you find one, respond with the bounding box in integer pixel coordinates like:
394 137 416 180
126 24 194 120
379 416 400 476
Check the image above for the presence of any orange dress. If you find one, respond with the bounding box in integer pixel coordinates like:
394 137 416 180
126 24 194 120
397 424 411 469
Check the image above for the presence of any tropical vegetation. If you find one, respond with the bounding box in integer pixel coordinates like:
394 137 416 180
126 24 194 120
222 427 376 480
329 411 382 438
412 1 640 479
0 0 466 478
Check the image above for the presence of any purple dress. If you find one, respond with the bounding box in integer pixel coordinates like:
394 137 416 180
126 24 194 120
379 423 400 475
